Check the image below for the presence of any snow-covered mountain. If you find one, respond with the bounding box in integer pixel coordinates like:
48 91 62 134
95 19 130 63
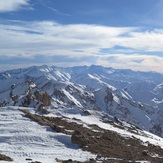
0 65 163 138
0 65 163 162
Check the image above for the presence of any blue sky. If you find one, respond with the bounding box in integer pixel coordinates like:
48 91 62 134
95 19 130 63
0 0 163 73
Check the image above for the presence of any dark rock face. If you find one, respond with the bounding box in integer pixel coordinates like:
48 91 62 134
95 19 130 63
42 92 51 106
34 90 42 101
38 104 50 114
83 110 91 116
71 131 80 144
0 78 51 109
0 154 13 161
71 130 88 147
35 91 51 106
104 90 113 104
22 90 51 108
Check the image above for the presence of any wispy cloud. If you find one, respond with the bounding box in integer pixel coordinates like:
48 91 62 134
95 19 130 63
0 0 30 12
0 20 134 57
95 54 163 73
35 0 70 16
0 20 163 73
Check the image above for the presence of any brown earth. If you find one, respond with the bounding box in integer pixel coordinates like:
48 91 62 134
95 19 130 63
0 153 13 161
21 109 163 163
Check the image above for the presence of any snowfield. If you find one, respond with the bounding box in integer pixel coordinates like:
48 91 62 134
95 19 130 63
0 107 95 163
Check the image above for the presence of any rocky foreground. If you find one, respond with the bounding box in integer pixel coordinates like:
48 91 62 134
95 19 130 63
20 109 163 163
0 154 13 161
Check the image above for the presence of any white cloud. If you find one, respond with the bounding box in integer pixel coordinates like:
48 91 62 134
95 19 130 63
117 30 163 52
0 20 163 73
0 21 134 57
95 54 163 73
0 0 29 12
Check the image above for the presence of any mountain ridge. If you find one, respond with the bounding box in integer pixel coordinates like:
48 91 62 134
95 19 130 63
0 65 163 138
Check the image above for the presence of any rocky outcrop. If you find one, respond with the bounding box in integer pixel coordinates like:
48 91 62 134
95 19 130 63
34 91 51 106
38 104 50 114
34 90 42 101
104 91 113 104
0 154 13 161
21 110 163 163
71 130 88 147
42 92 51 106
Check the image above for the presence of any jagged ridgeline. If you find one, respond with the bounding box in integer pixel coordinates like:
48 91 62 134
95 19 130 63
0 65 163 137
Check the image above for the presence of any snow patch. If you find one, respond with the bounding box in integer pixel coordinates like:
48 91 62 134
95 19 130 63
0 107 95 163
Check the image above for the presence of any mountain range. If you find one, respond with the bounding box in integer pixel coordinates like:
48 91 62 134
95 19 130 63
0 65 163 162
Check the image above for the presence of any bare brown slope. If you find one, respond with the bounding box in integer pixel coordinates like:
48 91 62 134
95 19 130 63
21 109 163 163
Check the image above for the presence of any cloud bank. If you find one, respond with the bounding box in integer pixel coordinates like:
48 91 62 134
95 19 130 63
0 0 29 12
0 20 163 73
